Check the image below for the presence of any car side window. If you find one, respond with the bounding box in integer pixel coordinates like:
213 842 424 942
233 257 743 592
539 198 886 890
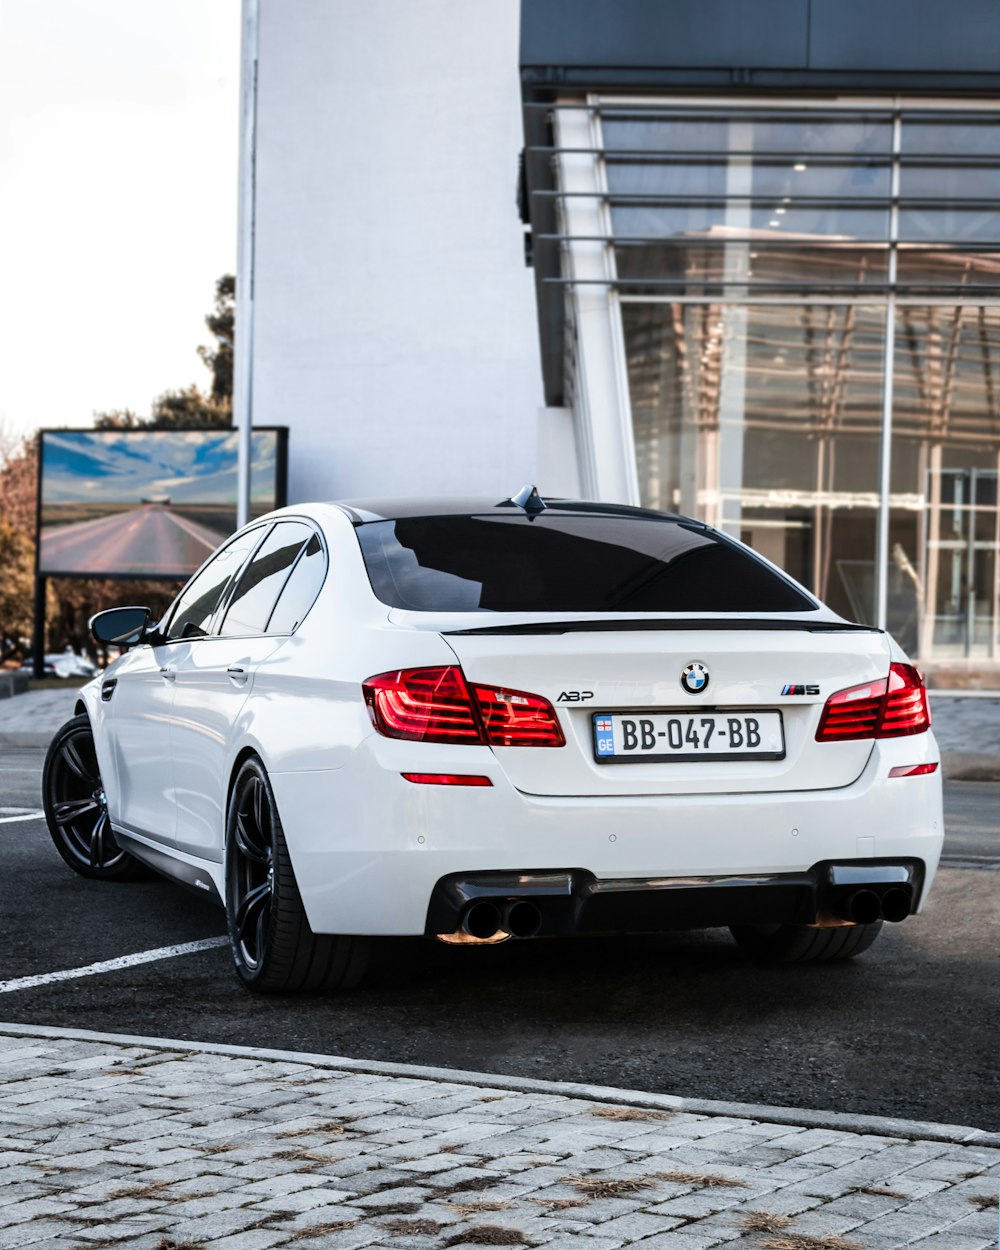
267 532 327 634
219 521 313 637
163 527 268 642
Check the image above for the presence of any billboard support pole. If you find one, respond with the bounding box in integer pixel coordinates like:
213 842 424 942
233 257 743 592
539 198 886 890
234 0 259 530
32 576 46 680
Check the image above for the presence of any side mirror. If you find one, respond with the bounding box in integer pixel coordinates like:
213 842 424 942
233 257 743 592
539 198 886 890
90 606 153 650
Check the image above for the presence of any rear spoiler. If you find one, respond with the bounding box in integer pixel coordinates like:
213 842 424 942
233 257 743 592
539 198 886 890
444 619 883 637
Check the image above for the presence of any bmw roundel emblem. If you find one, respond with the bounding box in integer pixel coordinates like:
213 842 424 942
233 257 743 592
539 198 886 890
681 662 709 695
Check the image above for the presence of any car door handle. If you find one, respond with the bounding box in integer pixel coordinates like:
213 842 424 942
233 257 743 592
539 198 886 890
227 665 249 685
159 666 176 682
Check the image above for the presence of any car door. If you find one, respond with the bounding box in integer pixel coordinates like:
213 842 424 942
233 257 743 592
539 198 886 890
168 520 316 861
109 525 267 846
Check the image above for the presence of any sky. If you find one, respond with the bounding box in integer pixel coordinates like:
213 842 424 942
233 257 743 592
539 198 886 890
40 429 277 505
0 0 240 445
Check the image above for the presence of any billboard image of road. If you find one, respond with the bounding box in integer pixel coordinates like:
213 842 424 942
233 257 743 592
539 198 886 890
39 428 286 578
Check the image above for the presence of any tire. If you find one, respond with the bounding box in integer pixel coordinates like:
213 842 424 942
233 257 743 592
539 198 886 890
42 714 146 881
224 757 369 993
729 920 884 963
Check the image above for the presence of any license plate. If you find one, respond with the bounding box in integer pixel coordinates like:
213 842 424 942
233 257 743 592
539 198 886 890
592 711 784 763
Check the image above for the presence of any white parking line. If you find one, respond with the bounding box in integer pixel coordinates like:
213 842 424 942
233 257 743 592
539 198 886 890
0 937 229 994
0 809 44 823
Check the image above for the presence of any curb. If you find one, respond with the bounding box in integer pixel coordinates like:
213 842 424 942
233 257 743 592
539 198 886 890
2 1020 998 1148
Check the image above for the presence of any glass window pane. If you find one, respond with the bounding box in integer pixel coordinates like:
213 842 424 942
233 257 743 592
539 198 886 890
602 115 892 156
607 158 891 200
165 527 268 641
622 302 885 621
903 121 1000 157
220 521 313 637
900 163 1000 199
899 208 1000 243
611 202 888 240
614 242 888 290
888 306 1000 660
267 533 327 633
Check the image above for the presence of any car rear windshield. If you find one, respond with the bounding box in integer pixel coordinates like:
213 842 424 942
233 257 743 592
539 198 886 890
355 514 816 613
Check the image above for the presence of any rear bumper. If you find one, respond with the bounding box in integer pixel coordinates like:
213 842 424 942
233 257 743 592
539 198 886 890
269 730 944 937
425 860 924 937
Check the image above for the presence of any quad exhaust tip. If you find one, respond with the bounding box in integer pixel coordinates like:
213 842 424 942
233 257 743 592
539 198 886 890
503 900 542 939
462 900 502 939
460 898 543 940
837 885 912 925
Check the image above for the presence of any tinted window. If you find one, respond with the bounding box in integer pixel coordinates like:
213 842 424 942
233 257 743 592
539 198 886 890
267 533 326 633
220 522 313 637
165 527 268 641
356 515 815 613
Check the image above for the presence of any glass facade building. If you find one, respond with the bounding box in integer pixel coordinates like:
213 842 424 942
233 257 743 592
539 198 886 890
542 97 1000 663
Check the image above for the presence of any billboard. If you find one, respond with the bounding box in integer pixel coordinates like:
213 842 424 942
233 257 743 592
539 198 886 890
37 427 288 579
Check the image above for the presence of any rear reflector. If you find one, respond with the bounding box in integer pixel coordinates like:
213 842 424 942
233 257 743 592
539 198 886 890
401 773 493 786
888 762 939 778
816 662 931 742
364 666 563 747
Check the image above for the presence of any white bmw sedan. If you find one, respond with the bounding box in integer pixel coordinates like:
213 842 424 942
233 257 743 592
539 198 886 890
43 490 943 992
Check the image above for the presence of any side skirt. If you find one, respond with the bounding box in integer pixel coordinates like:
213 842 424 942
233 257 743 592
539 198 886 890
113 827 224 907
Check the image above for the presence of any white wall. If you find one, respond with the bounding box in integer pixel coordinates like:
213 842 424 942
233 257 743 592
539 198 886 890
249 0 544 504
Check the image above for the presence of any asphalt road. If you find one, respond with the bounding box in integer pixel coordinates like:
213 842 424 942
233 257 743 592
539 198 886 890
40 505 227 577
2 746 998 1130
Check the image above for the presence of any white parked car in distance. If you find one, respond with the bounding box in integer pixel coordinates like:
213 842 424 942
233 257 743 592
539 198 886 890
43 489 943 992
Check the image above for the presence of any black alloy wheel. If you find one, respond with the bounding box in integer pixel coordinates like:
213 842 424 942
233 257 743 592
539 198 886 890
224 756 369 993
42 714 144 880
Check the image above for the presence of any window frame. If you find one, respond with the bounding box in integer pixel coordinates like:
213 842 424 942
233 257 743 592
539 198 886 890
216 519 320 640
158 523 273 644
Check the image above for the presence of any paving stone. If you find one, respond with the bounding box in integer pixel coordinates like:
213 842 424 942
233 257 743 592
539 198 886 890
1 1033 997 1250
190 1231 287 1250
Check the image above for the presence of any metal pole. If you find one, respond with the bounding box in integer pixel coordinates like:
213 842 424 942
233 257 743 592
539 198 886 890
234 0 259 530
32 577 46 680
875 106 902 630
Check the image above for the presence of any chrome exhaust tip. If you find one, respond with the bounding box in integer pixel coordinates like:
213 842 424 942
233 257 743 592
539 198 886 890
844 888 882 925
503 899 542 939
462 900 502 939
880 887 911 923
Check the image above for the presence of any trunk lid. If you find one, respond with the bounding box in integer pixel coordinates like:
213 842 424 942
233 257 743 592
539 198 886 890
438 619 890 796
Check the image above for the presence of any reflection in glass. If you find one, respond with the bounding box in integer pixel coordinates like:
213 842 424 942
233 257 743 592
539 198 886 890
623 303 885 622
889 308 1000 657
580 100 1000 658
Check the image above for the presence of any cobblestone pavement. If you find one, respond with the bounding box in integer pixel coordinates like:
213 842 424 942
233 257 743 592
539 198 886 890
1 1030 998 1250
1 687 998 777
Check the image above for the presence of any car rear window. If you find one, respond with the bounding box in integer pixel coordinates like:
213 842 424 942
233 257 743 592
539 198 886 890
355 515 816 613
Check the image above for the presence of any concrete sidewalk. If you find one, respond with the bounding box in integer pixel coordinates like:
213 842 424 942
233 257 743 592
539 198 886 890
0 1024 997 1250
1 686 998 780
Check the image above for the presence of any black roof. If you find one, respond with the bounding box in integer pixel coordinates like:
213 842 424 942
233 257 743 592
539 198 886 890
334 495 693 526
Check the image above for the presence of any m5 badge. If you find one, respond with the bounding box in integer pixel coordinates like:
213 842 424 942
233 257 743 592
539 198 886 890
781 683 820 696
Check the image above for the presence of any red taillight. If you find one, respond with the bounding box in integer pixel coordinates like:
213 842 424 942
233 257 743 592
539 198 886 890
880 663 932 737
363 667 481 743
363 666 564 748
816 663 931 742
471 684 565 748
401 773 493 786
